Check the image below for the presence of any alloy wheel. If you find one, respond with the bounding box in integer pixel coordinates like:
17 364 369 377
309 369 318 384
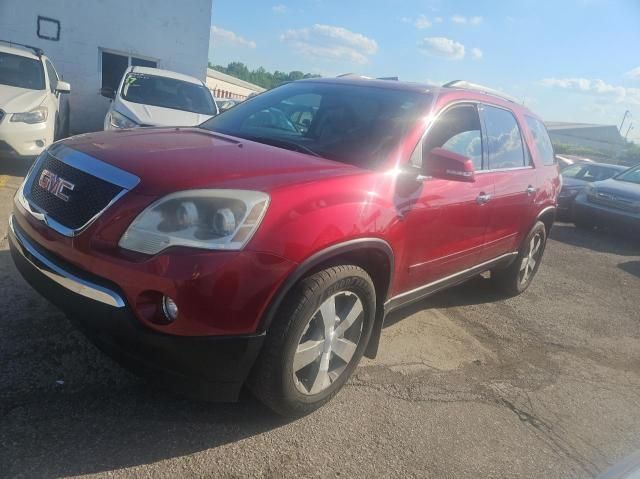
519 233 543 286
292 291 364 395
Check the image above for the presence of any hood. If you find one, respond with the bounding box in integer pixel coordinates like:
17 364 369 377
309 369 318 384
0 84 46 113
116 98 213 127
59 128 362 196
594 177 640 199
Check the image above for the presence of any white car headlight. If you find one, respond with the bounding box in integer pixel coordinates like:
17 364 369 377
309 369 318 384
109 110 138 129
119 190 270 254
586 184 598 197
11 106 48 124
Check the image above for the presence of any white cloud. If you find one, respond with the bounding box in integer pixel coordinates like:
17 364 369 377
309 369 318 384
541 77 640 105
272 4 287 13
626 67 640 79
280 24 378 64
418 37 465 60
415 14 432 29
451 15 483 25
210 26 256 49
471 47 483 60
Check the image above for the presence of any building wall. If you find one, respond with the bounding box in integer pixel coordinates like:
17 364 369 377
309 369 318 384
0 0 212 133
206 69 265 100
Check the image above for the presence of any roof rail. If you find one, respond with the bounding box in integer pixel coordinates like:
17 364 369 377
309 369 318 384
442 80 517 103
0 39 43 57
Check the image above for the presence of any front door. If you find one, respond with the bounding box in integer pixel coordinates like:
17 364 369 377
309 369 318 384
398 103 494 293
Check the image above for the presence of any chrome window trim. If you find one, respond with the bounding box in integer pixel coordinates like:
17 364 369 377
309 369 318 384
20 145 140 237
8 215 125 308
476 165 534 174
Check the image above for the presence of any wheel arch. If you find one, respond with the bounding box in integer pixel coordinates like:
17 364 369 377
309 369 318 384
257 238 395 357
536 205 556 236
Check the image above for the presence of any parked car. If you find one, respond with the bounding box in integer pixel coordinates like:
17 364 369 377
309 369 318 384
558 162 627 219
9 78 559 416
0 40 70 158
573 163 640 232
101 66 218 129
216 98 241 113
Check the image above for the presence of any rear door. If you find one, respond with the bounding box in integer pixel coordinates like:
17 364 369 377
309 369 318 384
399 103 495 292
479 104 537 258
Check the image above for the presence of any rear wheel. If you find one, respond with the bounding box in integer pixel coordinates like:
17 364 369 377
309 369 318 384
492 221 547 296
248 265 376 417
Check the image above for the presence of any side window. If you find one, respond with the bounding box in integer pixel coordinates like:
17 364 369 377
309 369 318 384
45 60 58 92
423 104 483 170
483 105 526 169
524 115 555 166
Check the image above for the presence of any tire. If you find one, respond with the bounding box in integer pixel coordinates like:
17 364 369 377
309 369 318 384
574 215 594 231
248 265 376 417
492 221 547 296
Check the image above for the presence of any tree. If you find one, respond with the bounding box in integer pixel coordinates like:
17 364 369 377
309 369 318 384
208 62 320 89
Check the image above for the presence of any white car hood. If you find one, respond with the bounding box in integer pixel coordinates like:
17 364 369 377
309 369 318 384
117 98 213 127
0 84 47 113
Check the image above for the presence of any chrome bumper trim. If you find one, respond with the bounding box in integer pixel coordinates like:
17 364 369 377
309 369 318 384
8 215 125 308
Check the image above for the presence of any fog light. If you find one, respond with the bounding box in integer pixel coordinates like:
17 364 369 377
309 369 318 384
35 140 45 147
162 296 179 322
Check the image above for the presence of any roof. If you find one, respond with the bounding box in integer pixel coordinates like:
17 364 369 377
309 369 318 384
545 121 614 130
0 43 41 60
130 66 203 85
206 68 265 92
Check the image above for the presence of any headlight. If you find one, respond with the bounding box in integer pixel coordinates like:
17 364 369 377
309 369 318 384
109 110 138 129
559 188 579 198
11 106 48 124
119 190 270 254
585 184 597 198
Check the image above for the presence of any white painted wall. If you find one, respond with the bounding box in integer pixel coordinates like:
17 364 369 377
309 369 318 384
0 0 212 133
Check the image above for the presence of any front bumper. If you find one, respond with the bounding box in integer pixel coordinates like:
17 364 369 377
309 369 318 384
574 194 640 231
0 118 51 157
9 215 265 401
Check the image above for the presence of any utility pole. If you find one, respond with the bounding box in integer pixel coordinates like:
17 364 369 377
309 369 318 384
619 110 631 132
625 123 634 140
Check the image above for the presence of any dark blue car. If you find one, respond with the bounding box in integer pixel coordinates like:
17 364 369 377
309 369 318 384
573 163 640 232
558 162 627 219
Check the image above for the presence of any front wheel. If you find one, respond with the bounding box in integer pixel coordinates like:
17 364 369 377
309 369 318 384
248 265 376 417
492 221 547 296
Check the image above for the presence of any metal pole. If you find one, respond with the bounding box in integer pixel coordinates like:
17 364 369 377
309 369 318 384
619 110 631 132
625 123 634 140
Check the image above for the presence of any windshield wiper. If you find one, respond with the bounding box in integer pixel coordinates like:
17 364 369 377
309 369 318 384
244 135 323 158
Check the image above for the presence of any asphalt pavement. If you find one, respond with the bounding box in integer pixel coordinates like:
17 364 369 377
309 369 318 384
1 159 639 478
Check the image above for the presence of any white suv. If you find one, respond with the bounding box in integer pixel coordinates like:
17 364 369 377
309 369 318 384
0 41 70 158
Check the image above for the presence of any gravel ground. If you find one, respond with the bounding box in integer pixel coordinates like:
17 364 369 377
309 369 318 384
1 160 639 478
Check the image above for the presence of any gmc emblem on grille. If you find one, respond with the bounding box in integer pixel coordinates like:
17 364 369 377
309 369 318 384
38 169 75 202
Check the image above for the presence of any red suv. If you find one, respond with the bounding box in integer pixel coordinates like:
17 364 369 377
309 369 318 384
9 78 559 416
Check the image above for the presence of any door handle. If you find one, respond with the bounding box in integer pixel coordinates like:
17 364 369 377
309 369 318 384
476 192 491 205
526 185 537 196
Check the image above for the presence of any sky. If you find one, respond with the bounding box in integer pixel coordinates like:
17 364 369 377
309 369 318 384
209 0 640 141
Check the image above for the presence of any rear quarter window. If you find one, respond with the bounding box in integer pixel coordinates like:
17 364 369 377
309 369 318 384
525 116 555 166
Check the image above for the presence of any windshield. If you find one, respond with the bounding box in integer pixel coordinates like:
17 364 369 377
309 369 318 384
121 72 216 115
615 164 640 184
200 81 432 168
0 52 45 90
561 164 622 182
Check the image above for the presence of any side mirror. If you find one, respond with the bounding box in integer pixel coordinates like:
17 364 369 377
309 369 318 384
425 147 475 182
56 80 71 94
100 87 115 99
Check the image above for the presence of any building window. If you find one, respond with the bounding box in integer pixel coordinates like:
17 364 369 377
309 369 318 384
100 50 157 93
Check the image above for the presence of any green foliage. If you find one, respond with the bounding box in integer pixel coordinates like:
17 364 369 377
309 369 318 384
616 142 640 166
208 62 320 90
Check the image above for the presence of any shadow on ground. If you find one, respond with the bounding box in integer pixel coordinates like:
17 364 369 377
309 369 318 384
550 222 640 256
0 250 288 478
619 260 640 279
0 156 34 177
